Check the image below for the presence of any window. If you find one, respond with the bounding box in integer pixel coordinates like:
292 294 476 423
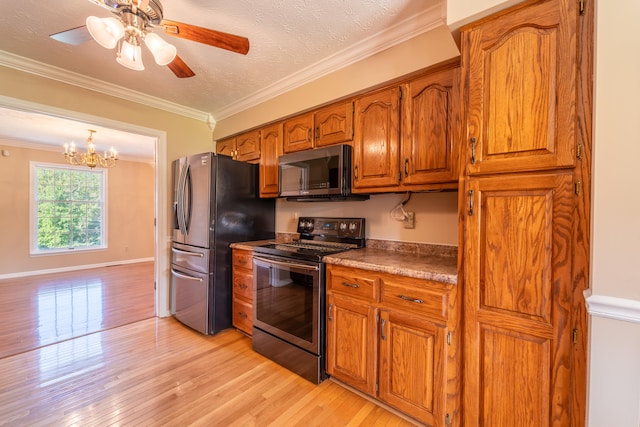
31 162 107 254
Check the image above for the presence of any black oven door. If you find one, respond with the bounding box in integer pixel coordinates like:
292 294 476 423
253 255 323 355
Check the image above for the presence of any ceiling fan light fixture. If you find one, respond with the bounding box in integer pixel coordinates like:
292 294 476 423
86 16 125 49
144 33 177 66
117 40 145 71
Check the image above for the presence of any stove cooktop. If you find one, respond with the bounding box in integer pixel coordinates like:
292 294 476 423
253 217 365 262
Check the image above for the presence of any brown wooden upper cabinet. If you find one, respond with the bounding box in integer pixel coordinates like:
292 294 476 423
217 129 261 162
464 0 577 175
402 66 461 187
353 64 461 194
283 101 354 153
352 86 401 192
259 122 283 198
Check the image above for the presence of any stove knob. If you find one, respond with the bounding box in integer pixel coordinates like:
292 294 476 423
339 222 347 232
349 222 358 233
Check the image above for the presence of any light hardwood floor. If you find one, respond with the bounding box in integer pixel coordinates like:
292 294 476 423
0 263 418 426
0 262 155 359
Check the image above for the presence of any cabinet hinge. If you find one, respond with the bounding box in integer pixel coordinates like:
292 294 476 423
579 0 585 15
399 86 403 99
572 328 579 344
576 143 583 160
445 413 451 427
446 331 452 345
375 383 379 392
154 281 157 290
575 181 582 196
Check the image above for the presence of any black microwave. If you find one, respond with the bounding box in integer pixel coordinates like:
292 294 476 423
278 144 368 201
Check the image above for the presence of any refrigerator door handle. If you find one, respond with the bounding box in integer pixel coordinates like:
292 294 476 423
183 163 192 234
176 163 187 235
171 268 204 282
171 247 204 257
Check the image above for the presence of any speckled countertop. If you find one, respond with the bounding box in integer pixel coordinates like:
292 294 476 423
323 247 458 285
231 237 458 285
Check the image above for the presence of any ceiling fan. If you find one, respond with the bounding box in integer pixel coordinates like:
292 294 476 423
50 0 250 78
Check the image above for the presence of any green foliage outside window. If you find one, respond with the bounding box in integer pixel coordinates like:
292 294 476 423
34 165 105 251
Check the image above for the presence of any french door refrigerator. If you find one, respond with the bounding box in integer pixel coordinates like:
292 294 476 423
171 152 275 334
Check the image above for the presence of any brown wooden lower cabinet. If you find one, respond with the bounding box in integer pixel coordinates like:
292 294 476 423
325 264 460 427
232 248 254 335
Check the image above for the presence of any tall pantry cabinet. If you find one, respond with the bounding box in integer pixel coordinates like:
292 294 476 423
460 0 591 426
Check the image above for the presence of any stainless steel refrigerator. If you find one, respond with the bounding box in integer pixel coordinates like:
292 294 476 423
171 152 275 334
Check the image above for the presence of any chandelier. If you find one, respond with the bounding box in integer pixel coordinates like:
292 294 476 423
64 130 117 169
86 1 176 71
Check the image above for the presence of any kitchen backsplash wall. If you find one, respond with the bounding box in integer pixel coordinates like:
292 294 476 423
276 191 458 246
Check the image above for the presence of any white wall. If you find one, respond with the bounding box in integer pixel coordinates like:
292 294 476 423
587 1 640 425
276 192 458 246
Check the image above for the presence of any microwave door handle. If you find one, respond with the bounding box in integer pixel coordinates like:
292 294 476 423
253 256 320 272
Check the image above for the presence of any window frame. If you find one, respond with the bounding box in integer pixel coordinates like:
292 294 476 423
30 161 108 255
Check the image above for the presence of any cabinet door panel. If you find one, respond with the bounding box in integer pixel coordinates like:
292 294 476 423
216 137 236 157
403 67 460 185
283 113 314 153
353 87 401 190
326 293 377 396
379 310 444 426
236 130 261 162
463 172 574 427
259 122 282 197
315 101 354 147
465 0 576 174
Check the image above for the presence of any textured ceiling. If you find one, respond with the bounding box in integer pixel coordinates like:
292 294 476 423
0 0 446 159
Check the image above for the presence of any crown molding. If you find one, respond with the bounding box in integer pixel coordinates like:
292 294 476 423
585 290 640 324
213 3 447 120
0 50 213 126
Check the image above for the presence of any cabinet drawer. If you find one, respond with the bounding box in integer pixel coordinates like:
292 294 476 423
233 251 253 270
327 265 378 302
381 280 448 323
232 297 253 335
233 270 253 301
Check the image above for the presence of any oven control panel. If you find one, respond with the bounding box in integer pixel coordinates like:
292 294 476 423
297 217 365 239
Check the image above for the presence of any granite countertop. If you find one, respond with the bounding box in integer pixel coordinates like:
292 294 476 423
323 247 458 285
230 237 458 285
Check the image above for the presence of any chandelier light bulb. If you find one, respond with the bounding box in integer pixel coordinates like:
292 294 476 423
144 33 177 65
117 40 145 71
86 16 125 49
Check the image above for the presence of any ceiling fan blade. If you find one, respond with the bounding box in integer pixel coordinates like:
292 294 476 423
50 26 93 45
160 20 249 55
167 55 196 78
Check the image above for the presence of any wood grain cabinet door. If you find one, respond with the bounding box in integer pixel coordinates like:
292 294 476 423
402 67 461 186
315 101 354 147
326 292 378 396
259 122 282 197
283 113 314 153
379 310 446 427
216 137 236 158
463 172 575 427
353 86 401 191
464 0 577 175
235 129 261 162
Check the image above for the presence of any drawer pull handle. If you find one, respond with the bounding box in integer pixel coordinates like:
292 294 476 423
341 282 360 289
238 312 247 318
399 294 423 304
239 284 248 290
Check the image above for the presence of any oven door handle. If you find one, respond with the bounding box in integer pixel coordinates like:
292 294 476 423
253 255 320 272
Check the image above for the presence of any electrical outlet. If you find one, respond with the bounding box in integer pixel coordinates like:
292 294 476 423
403 212 415 229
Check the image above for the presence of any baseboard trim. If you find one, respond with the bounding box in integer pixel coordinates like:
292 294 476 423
0 258 154 280
585 290 640 324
